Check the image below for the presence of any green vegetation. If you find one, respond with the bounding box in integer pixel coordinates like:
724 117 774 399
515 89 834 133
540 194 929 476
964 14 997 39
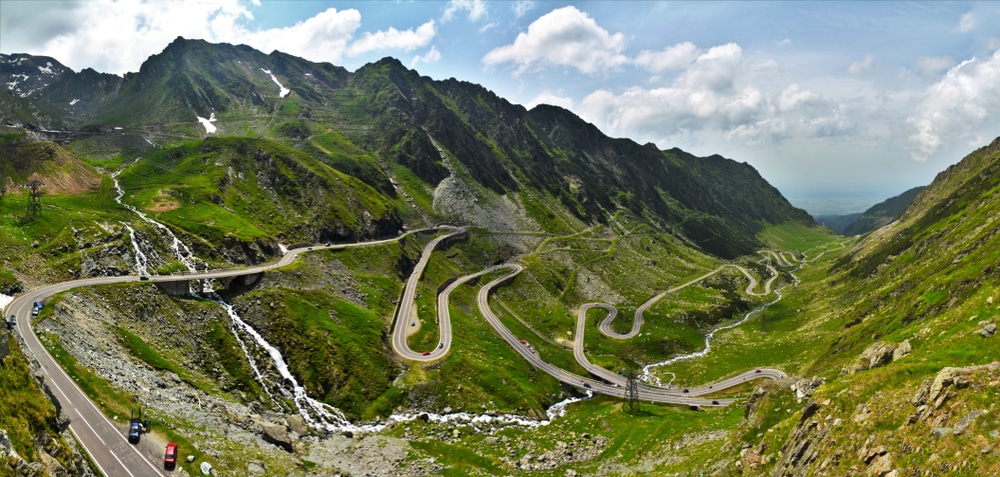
0 335 64 462
9 37 1000 476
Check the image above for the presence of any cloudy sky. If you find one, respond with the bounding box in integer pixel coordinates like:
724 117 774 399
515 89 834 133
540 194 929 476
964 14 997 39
3 1 999 214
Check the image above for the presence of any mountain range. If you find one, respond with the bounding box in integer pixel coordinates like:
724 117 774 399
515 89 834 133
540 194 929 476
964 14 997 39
2 36 812 260
3 37 999 477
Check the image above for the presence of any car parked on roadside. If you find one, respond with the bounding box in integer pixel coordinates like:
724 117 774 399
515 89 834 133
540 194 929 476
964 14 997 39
164 442 178 469
128 419 142 444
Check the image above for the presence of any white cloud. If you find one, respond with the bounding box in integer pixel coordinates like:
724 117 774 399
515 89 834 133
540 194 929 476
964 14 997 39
411 46 442 67
777 38 792 47
915 55 956 76
634 42 700 73
777 84 821 111
479 22 498 33
482 6 628 76
442 0 488 22
513 1 535 18
956 11 976 33
578 43 853 147
346 21 436 57
0 1 440 75
848 54 880 77
242 8 361 63
30 0 254 74
523 90 574 110
906 49 1000 159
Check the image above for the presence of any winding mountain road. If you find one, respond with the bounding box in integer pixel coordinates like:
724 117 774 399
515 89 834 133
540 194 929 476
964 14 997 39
6 225 797 476
598 263 778 340
385 233 788 406
5 227 445 477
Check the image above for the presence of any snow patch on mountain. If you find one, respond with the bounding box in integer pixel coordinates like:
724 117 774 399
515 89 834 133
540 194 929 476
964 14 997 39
70 98 80 106
261 68 290 98
38 62 56 75
197 112 217 134
6 74 29 90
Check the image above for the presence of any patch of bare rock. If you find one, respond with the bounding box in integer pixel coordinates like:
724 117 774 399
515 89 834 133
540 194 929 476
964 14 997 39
842 339 911 375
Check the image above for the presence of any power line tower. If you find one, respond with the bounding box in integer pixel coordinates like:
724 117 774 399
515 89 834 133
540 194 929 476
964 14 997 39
23 179 44 222
624 369 639 415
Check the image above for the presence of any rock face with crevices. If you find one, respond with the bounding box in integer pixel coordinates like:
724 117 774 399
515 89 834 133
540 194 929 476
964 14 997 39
909 362 999 424
771 399 839 477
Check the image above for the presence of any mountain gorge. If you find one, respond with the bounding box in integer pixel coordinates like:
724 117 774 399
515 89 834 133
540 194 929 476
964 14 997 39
2 37 998 477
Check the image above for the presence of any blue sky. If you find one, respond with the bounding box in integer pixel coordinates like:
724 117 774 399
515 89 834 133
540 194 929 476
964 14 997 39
3 1 999 214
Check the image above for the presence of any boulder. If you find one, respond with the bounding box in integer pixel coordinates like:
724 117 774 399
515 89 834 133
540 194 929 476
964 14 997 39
892 339 911 361
845 342 897 374
247 461 266 475
793 377 825 399
287 414 308 436
200 461 212 475
262 424 294 453
867 452 893 476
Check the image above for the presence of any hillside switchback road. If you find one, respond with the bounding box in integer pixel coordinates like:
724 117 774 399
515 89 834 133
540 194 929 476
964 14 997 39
5 226 807 476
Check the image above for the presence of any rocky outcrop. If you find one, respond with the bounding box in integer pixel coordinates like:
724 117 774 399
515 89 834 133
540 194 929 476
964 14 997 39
908 362 999 424
978 320 996 337
771 399 840 477
0 429 22 462
791 377 825 400
857 440 895 476
503 432 610 472
843 340 910 375
261 422 294 453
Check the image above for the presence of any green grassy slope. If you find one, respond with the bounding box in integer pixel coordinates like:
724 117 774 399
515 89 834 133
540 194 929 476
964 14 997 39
116 136 405 254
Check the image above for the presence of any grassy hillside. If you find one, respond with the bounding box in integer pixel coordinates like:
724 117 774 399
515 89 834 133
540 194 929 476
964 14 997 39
0 333 93 475
114 136 405 263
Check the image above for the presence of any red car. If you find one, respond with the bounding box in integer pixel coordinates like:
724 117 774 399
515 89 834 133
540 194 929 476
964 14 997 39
164 442 178 469
519 339 526 345
755 369 761 373
421 351 431 356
